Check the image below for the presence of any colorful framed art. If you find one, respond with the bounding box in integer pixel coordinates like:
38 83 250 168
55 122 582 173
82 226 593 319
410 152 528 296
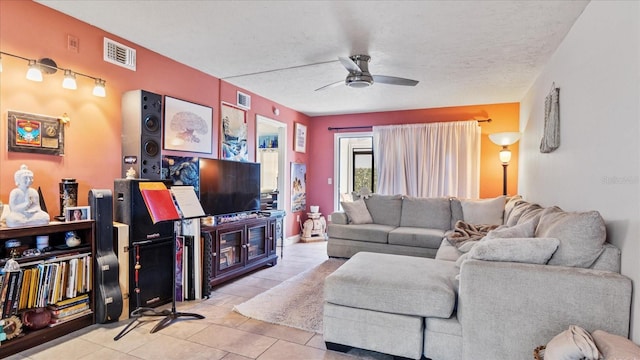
221 103 248 161
7 111 65 156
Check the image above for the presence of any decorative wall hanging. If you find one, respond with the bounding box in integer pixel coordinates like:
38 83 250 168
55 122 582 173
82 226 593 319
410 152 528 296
221 103 248 161
294 123 307 153
291 162 307 212
540 84 560 153
8 111 64 156
163 96 213 154
161 156 200 197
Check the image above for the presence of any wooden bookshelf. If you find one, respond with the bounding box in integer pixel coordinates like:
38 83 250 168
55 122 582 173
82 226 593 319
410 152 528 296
0 221 95 357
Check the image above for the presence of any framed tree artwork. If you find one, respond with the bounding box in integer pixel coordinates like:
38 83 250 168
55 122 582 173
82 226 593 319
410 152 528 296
163 96 213 154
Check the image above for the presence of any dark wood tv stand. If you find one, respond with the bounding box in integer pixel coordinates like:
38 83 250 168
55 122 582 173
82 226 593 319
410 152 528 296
201 211 284 288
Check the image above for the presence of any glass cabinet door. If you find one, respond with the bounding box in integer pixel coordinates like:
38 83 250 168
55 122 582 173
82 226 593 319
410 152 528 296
247 223 267 262
218 228 243 270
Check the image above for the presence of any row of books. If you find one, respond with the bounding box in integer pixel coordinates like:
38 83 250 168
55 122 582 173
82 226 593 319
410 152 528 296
48 294 92 327
0 253 93 318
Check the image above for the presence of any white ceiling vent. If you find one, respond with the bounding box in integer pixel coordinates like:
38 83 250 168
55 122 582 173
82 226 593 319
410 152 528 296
237 91 251 110
104 37 136 71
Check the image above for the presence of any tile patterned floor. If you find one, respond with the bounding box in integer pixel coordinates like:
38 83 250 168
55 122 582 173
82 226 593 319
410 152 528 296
7 241 391 360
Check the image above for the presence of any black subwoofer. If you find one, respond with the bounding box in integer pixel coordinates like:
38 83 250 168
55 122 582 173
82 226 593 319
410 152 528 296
113 179 174 242
121 89 163 179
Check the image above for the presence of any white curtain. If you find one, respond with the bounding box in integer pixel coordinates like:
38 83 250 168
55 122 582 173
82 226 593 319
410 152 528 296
373 121 480 198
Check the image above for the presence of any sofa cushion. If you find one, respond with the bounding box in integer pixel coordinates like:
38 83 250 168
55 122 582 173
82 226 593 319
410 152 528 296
460 196 505 225
325 252 459 318
327 223 394 244
340 199 373 224
485 218 536 239
467 237 559 264
449 198 464 229
503 195 525 225
517 205 545 227
435 238 463 261
388 227 446 249
364 194 404 227
400 197 451 230
505 201 542 226
536 207 606 268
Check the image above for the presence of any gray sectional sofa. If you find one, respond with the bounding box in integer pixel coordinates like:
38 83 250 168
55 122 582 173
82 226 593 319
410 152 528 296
324 195 632 360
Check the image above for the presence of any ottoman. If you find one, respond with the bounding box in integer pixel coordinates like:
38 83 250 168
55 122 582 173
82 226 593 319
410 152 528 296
323 252 459 359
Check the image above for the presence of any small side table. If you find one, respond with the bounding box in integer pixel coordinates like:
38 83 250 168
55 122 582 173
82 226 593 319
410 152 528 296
300 212 327 242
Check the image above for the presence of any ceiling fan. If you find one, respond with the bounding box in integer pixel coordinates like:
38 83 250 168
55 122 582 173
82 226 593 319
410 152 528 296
315 55 419 91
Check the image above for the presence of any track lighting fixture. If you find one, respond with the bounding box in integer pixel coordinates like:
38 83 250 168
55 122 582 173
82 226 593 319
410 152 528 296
1 51 106 97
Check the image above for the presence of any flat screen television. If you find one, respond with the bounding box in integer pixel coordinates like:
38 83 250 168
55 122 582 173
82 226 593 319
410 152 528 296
199 158 261 216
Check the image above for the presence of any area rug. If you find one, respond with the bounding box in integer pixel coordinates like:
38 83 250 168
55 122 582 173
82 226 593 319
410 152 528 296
233 258 346 333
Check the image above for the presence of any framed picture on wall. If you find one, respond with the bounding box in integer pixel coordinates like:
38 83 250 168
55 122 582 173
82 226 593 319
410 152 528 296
294 123 307 153
221 103 248 161
7 111 65 156
163 96 213 154
291 162 307 212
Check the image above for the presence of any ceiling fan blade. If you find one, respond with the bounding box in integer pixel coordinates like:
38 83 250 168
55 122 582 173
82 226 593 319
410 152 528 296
339 56 361 73
315 80 344 91
373 75 419 86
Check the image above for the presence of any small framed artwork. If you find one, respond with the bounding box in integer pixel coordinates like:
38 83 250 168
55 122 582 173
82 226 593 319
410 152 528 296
294 123 307 153
163 96 213 154
65 206 91 222
291 162 307 212
221 103 248 161
7 110 65 156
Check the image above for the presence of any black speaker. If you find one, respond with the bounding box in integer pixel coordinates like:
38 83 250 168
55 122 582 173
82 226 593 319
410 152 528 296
114 179 174 242
121 89 163 180
89 189 124 323
129 238 173 311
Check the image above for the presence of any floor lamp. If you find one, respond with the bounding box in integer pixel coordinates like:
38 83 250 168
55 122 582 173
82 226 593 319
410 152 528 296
488 132 521 196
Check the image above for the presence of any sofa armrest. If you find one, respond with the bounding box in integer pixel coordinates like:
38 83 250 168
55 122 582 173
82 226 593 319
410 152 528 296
330 212 349 225
457 259 631 360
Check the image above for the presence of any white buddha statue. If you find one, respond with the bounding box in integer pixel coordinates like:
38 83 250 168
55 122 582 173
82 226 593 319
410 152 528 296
5 165 50 227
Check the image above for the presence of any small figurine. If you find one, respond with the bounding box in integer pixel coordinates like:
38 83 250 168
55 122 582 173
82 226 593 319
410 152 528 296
125 167 137 179
5 165 50 227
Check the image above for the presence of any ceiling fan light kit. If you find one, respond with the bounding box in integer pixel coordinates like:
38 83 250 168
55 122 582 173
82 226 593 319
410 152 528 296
316 54 419 91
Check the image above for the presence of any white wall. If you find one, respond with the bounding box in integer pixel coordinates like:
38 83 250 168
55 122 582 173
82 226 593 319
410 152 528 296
519 1 640 341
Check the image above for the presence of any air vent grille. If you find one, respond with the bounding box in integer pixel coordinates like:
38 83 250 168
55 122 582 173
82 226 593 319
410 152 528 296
237 91 251 110
104 37 136 71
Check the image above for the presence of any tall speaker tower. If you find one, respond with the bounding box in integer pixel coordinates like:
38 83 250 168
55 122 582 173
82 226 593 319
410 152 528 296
121 90 163 179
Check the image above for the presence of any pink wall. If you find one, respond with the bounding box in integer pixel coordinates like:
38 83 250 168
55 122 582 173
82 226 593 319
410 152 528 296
1 2 518 238
0 1 309 238
306 103 520 219
218 82 310 237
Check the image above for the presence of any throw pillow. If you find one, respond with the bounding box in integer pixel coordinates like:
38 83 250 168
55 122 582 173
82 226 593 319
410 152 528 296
340 199 373 225
467 237 559 264
485 218 536 239
460 196 505 225
544 325 601 360
536 208 606 268
592 330 640 359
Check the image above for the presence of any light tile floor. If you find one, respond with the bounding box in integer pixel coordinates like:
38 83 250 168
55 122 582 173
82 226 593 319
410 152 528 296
7 241 391 360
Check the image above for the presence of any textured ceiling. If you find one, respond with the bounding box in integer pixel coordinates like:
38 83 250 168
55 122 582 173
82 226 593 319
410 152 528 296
37 0 589 116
